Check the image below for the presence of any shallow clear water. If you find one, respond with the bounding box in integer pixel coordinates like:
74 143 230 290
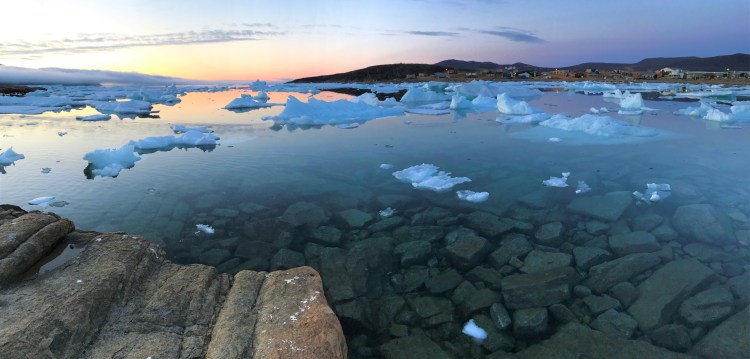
1 87 749 356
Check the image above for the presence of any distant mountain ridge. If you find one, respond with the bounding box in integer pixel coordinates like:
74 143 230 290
289 53 749 83
436 53 750 72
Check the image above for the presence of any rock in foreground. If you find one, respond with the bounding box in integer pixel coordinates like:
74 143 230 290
0 205 346 359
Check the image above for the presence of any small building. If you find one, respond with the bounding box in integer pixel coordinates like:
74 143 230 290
434 72 446 78
405 74 416 80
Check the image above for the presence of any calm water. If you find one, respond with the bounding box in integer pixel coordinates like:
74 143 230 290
1 86 748 357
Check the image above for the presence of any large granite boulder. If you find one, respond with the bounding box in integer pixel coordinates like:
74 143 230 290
566 191 633 221
0 206 346 359
585 252 660 293
514 323 693 359
628 259 716 331
672 204 736 245
691 305 750 359
500 266 577 309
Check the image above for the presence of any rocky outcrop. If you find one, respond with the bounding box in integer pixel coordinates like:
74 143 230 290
691 305 750 359
0 205 346 358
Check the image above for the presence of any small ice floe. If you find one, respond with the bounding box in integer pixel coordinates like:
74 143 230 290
633 183 671 203
0 147 25 165
254 91 270 102
548 137 561 142
263 96 403 125
379 207 396 218
379 163 394 170
337 123 359 129
462 319 488 343
195 224 215 234
57 131 68 137
575 181 591 194
224 94 276 110
589 107 609 114
41 167 51 174
456 190 489 203
75 114 111 121
83 144 141 178
28 196 55 205
392 163 471 192
542 172 570 187
76 279 83 284
618 91 645 115
497 93 542 115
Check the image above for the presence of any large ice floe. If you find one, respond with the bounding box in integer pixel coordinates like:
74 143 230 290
263 95 404 127
83 144 141 178
0 147 25 165
0 95 78 115
76 114 111 121
542 172 570 187
675 101 748 122
449 94 497 112
617 91 648 115
496 93 542 115
87 100 154 115
399 87 451 103
450 81 542 100
224 94 275 111
392 163 471 192
129 130 220 152
540 114 660 137
456 190 489 203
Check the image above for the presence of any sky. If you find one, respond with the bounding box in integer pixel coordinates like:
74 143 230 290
1 0 748 82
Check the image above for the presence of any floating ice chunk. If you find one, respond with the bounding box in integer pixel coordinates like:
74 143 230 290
548 137 562 142
497 93 541 115
542 172 570 187
379 163 394 170
88 100 153 115
452 81 542 99
379 207 396 218
82 144 141 178
254 91 270 102
703 108 733 122
57 131 68 136
462 319 487 342
618 92 644 115
350 93 380 106
170 124 212 133
450 95 472 110
337 123 359 129
456 190 489 203
224 94 275 109
76 113 111 121
264 96 404 125
589 107 610 114
575 181 591 194
392 163 471 192
195 224 215 234
0 95 77 114
28 196 54 205
675 102 715 117
730 101 750 121
497 113 548 124
634 183 671 203
602 89 625 99
540 114 659 137
471 96 498 111
129 130 220 151
399 87 451 103
41 167 51 174
0 147 25 165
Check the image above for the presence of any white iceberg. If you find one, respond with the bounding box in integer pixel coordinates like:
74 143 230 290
82 144 141 178
399 87 451 103
379 163 394 170
542 172 570 187
88 100 153 115
496 93 541 115
589 107 609 114
224 94 275 109
0 147 25 165
449 95 472 110
28 196 55 205
618 92 644 115
254 91 270 101
379 207 396 218
392 163 471 192
462 319 487 342
675 102 715 117
196 224 215 234
76 113 111 121
452 81 542 99
129 130 220 151
539 114 659 137
456 190 489 203
704 108 733 122
730 101 750 121
265 96 404 125
0 95 77 115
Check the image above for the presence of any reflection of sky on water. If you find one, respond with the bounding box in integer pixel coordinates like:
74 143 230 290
0 89 748 241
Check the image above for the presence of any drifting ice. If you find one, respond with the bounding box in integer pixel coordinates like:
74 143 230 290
540 114 659 137
129 130 220 150
28 196 55 205
497 93 541 115
392 163 471 192
224 94 275 109
265 96 404 125
379 163 394 170
76 114 111 121
379 207 396 218
456 190 490 203
462 319 488 342
82 144 141 178
0 147 25 165
575 181 591 194
543 172 570 187
88 100 153 115
171 124 212 133
618 92 644 115
399 88 451 103
196 224 215 234
633 183 671 203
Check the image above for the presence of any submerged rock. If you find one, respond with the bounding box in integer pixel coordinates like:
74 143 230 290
650 324 693 353
590 309 638 339
279 201 331 228
672 204 736 245
607 231 660 257
585 252 660 293
567 191 633 221
500 266 577 309
678 287 734 327
690 306 750 359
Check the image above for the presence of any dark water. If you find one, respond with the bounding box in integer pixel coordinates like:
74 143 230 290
1 87 748 357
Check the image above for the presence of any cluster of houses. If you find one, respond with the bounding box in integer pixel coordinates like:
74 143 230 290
406 67 749 81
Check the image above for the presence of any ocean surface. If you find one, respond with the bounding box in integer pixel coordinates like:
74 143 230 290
1 83 748 357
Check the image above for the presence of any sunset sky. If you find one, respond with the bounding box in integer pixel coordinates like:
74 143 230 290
1 0 748 81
